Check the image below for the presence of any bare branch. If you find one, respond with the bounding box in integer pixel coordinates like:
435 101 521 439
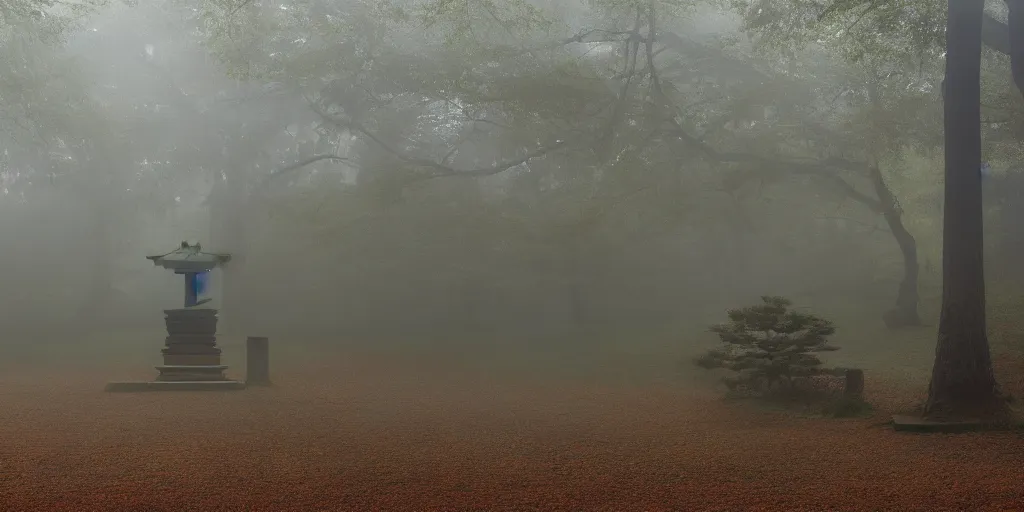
441 146 459 165
253 154 355 194
661 126 883 210
597 9 645 160
842 2 880 33
638 22 882 212
227 0 255 17
575 10 882 213
421 142 567 180
562 28 636 45
461 107 512 130
309 102 568 180
269 154 353 179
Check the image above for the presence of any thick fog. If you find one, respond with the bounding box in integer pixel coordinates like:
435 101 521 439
0 0 964 348
7 1 1024 509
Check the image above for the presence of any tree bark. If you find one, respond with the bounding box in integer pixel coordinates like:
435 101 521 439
869 166 922 328
924 0 1007 420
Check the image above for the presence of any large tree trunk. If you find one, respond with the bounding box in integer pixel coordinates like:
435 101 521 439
870 166 922 329
924 0 1007 420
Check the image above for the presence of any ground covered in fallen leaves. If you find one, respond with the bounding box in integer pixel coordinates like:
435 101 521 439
2 341 1024 512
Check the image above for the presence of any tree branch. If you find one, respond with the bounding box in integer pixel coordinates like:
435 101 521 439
417 142 568 180
269 154 353 179
597 9 645 160
309 101 568 180
227 0 255 17
632 14 884 213
253 154 356 193
662 126 883 211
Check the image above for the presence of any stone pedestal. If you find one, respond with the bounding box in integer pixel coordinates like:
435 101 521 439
105 305 245 391
156 308 228 381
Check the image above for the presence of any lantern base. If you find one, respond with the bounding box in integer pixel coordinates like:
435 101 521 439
155 364 230 381
104 380 246 392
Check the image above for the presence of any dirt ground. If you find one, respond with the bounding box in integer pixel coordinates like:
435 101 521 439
1 338 1024 512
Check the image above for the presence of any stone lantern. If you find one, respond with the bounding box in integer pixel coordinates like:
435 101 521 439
106 241 244 391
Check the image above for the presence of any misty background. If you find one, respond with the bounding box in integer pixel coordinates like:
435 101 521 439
2 0 1021 361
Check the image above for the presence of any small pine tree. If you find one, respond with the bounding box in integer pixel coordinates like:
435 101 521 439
695 296 838 394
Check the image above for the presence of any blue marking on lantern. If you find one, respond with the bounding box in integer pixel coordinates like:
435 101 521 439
195 271 210 297
183 272 199 307
181 271 211 307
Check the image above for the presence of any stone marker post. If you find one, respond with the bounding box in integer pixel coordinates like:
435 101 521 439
844 369 865 399
246 336 271 386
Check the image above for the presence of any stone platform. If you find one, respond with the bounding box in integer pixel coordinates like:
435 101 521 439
892 414 1024 433
156 364 229 381
105 380 246 392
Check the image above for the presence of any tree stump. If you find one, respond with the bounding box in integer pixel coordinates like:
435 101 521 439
246 336 271 386
844 369 864 398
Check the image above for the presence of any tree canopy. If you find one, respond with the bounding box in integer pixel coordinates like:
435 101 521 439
0 0 1019 350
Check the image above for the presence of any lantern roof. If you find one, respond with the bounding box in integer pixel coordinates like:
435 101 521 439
146 241 231 273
